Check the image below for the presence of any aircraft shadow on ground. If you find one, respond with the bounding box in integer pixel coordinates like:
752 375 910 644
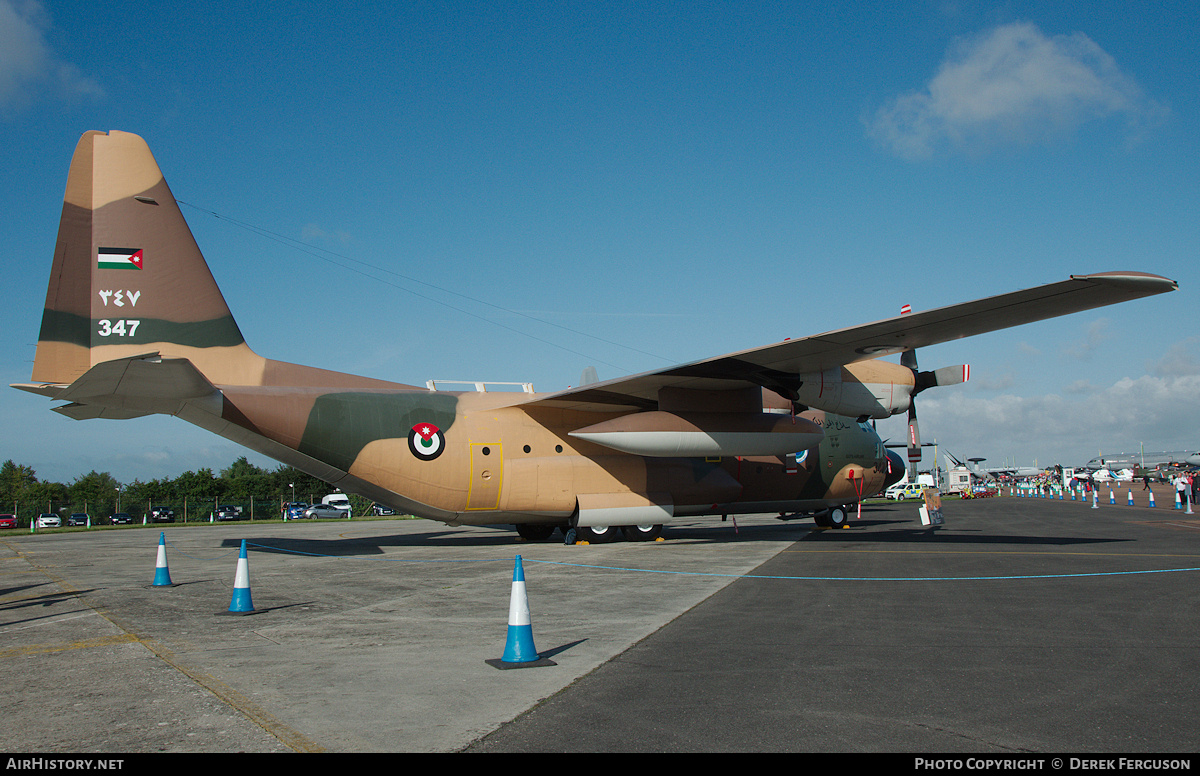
219 524 523 556
0 588 101 629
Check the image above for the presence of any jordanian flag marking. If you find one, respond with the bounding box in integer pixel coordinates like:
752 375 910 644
98 248 143 270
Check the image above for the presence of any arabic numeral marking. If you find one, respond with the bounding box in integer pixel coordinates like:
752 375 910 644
97 319 141 337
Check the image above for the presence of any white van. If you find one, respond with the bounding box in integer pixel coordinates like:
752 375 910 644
321 493 352 517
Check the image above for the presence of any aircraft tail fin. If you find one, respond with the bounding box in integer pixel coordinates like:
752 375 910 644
31 130 264 388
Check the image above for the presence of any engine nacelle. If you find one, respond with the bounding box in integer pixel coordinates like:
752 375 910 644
795 361 916 419
794 360 969 419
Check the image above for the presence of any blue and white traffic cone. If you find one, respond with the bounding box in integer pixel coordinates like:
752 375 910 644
1109 488 1115 504
152 532 174 587
1175 491 1182 510
485 555 558 669
502 556 538 662
1128 489 1134 506
226 539 255 614
1149 490 1156 508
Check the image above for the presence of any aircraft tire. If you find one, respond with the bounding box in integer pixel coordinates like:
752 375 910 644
515 523 556 541
827 506 849 528
576 525 621 544
813 511 831 528
621 524 663 541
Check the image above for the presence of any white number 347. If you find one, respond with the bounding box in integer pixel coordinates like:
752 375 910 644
97 319 140 337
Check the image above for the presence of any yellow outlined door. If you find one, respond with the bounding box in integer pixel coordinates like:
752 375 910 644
467 442 502 510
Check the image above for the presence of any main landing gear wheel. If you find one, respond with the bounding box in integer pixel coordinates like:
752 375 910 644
576 525 621 544
814 506 849 529
621 524 663 541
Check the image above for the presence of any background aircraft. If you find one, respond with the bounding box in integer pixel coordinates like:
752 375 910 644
1081 451 1200 481
11 131 1179 542
942 452 1045 480
1085 451 1200 470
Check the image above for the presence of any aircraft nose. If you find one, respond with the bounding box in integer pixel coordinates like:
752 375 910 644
884 451 906 488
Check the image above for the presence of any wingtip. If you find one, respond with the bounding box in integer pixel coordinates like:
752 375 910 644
1070 271 1178 292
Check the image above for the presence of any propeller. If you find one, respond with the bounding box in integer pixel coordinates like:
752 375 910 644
901 348 923 474
898 304 970 478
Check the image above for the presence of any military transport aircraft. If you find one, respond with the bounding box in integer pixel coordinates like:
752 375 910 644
1085 452 1200 472
12 131 1179 542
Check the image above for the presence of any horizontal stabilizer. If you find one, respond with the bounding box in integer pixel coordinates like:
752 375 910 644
10 382 69 400
16 353 220 420
53 403 154 421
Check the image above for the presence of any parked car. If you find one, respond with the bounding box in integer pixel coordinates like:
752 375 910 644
321 493 352 516
150 506 175 522
282 502 307 520
0 514 18 529
215 505 242 521
67 513 90 526
885 483 927 501
109 513 135 525
371 503 395 516
303 503 345 520
37 513 61 528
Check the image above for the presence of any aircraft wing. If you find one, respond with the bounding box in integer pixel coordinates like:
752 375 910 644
525 272 1177 411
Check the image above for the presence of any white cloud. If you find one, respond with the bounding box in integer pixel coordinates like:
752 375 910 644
1061 318 1111 361
867 21 1164 159
1149 336 1200 378
0 0 101 114
900 371 1200 466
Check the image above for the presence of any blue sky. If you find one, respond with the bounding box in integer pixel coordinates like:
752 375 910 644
2 1 1197 485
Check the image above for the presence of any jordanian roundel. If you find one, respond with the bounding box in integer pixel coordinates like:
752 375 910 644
409 423 445 460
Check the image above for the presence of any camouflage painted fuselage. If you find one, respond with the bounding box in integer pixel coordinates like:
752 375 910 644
216 383 893 525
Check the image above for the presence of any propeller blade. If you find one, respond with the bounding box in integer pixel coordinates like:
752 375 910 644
915 364 969 393
907 403 922 464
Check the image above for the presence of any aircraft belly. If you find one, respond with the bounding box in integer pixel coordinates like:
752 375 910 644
496 454 742 516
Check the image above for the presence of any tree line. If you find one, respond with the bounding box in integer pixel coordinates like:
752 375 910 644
0 456 366 522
